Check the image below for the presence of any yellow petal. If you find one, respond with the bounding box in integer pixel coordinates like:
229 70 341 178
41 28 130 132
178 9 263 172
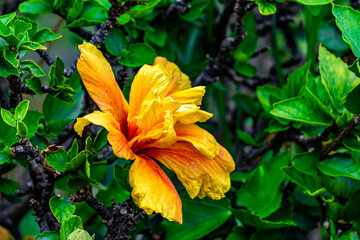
175 123 219 159
129 155 182 223
170 86 206 105
154 57 191 95
77 42 128 132
128 64 170 122
74 111 134 160
142 142 235 200
175 104 213 124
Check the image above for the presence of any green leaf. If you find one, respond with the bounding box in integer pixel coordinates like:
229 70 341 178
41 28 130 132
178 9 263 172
104 28 128 56
23 111 43 139
33 27 62 43
44 72 84 135
284 62 310 98
0 49 19 77
117 13 131 25
232 92 261 117
60 215 83 240
0 117 19 147
68 229 92 240
0 147 12 165
319 23 349 52
49 196 76 224
292 0 333 5
16 121 28 137
145 25 167 47
66 0 84 22
255 1 277 16
318 154 360 180
114 163 132 192
291 152 318 176
1 109 16 127
93 128 108 153
45 148 68 172
35 231 60 240
19 41 46 51
333 4 360 58
19 0 53 14
67 139 79 160
256 85 283 113
0 13 16 25
15 100 29 122
64 4 108 28
128 0 161 19
119 43 157 67
179 1 206 22
319 45 360 113
65 151 86 171
163 191 232 240
232 209 297 229
26 77 42 96
343 189 360 221
0 178 20 194
20 60 45 77
283 166 325 196
345 83 360 114
271 97 333 126
240 151 289 218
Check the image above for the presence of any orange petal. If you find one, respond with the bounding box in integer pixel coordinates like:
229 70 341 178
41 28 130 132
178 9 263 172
74 111 134 160
142 142 235 200
174 104 213 124
154 57 191 96
77 42 128 132
175 123 219 159
129 155 182 223
170 86 206 105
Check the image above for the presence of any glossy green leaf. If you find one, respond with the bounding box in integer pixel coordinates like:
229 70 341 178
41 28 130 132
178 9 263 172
284 62 310 98
283 166 325 196
64 4 108 28
236 129 260 147
0 117 18 146
19 41 46 51
0 13 16 25
256 85 283 113
50 196 76 224
26 77 42 96
0 49 19 77
117 13 131 25
16 121 28 137
93 128 108 153
68 229 92 240
292 0 333 5
19 0 53 14
271 97 333 126
164 191 232 240
15 100 29 122
234 62 257 78
66 0 84 22
67 139 79 160
343 190 360 220
1 109 16 127
60 215 83 240
35 231 60 240
65 151 86 171
45 148 68 172
333 5 360 57
256 1 277 15
20 60 45 77
119 43 157 67
232 209 297 229
318 154 360 180
33 27 62 43
128 0 161 19
319 45 360 112
240 151 289 218
22 111 43 139
104 28 128 56
0 147 12 165
291 152 318 176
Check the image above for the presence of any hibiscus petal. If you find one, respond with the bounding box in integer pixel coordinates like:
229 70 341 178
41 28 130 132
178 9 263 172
77 42 128 132
170 86 206 105
142 142 234 200
74 111 134 160
129 155 182 223
153 57 191 95
175 123 219 159
175 104 213 124
128 64 170 122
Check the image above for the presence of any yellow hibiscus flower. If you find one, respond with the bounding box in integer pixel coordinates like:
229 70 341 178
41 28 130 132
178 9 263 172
74 42 235 224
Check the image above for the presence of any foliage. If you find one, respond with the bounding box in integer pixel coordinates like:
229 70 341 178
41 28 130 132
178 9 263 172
2 0 360 239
